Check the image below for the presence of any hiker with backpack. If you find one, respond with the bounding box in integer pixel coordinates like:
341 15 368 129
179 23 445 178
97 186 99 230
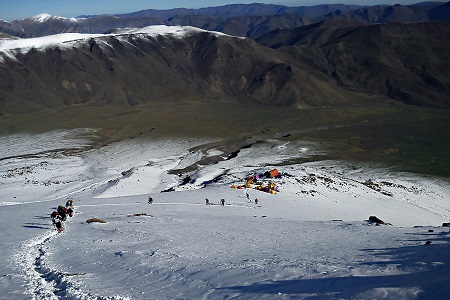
51 211 63 232
54 216 63 232
50 211 59 223
57 205 67 221
66 199 73 208
50 199 78 232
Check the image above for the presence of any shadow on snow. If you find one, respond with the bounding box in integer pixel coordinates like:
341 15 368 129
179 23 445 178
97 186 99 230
22 223 52 230
218 232 450 299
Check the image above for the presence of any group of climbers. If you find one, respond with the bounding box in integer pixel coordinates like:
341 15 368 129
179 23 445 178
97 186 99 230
205 198 226 206
50 199 74 233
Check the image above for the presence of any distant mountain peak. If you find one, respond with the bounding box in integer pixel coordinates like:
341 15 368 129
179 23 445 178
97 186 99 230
29 13 79 23
31 13 52 22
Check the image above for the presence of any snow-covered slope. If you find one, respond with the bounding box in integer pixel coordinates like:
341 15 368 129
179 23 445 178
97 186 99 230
0 130 449 299
29 14 79 23
0 25 233 53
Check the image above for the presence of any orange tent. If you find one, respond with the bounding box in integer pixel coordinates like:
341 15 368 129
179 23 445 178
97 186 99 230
269 169 279 178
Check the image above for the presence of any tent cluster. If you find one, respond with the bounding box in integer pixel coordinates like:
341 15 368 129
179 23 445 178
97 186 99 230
50 199 75 233
231 168 281 194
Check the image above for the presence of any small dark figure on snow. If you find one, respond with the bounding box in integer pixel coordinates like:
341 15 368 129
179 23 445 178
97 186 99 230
220 198 225 206
148 197 153 204
51 212 63 232
57 205 67 221
66 199 73 208
205 198 210 205
50 211 58 221
67 207 74 217
54 217 63 233
255 198 258 204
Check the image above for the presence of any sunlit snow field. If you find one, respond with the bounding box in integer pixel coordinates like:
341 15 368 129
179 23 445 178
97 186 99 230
0 129 449 299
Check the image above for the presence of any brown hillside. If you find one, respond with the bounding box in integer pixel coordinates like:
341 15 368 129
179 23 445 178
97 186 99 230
0 32 366 114
258 21 450 108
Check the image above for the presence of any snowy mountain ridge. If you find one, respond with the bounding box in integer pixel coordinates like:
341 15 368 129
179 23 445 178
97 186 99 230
29 13 80 23
0 25 232 53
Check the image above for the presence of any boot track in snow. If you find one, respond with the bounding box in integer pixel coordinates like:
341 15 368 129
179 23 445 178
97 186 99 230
14 215 130 299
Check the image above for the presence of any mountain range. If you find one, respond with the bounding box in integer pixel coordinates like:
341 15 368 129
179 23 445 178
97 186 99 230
0 2 449 114
2 2 449 39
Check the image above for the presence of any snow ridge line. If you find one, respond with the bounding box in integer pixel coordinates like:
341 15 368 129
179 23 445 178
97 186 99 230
15 219 130 299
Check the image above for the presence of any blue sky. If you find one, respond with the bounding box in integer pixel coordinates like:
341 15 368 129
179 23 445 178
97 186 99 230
1 0 446 22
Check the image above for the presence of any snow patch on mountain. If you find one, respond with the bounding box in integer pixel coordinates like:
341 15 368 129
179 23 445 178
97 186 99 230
0 32 99 53
127 25 230 38
0 25 237 55
31 13 53 23
28 13 80 23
